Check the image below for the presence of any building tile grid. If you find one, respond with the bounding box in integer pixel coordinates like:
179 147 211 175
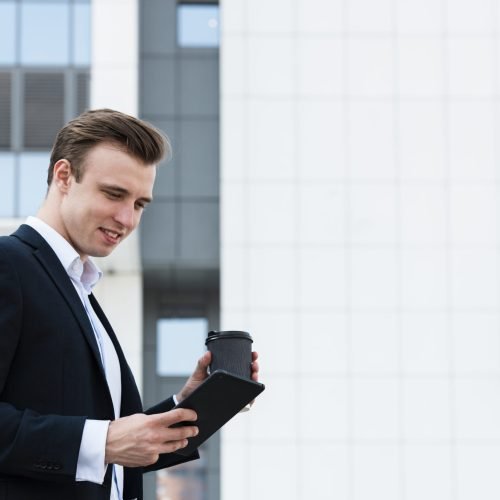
222 0 500 499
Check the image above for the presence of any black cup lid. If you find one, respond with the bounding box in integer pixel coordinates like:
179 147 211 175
206 330 253 344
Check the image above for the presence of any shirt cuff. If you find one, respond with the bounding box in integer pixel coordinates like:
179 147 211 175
76 419 110 484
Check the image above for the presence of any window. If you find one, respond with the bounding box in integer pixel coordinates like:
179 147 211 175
177 4 219 48
19 152 50 216
20 3 70 65
0 2 16 64
154 315 212 500
157 454 206 500
0 0 91 217
76 72 90 116
24 73 65 148
0 153 15 217
157 318 208 376
16 0 90 67
73 2 91 65
0 73 11 148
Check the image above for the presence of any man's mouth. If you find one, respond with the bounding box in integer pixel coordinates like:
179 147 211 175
100 228 122 244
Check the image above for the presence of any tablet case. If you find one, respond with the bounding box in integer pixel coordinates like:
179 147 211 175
169 370 265 456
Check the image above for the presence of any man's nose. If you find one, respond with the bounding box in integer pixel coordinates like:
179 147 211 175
114 204 136 229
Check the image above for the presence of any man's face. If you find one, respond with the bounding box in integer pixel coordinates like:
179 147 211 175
56 143 156 260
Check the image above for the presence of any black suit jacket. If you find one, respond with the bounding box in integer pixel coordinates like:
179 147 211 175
0 225 198 500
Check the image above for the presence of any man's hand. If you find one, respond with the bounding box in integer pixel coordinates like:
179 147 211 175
176 350 261 404
105 409 198 467
250 351 259 383
248 351 260 407
176 351 212 404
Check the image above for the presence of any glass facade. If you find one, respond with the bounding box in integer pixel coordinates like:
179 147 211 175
20 3 70 65
19 152 50 216
23 72 66 148
0 0 90 67
0 153 15 217
0 72 11 148
0 0 91 217
177 4 219 48
154 316 212 500
157 318 208 376
74 2 91 65
157 451 206 500
0 3 16 65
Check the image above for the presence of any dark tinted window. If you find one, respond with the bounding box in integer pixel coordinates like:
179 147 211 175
76 72 89 116
23 73 65 148
0 72 11 148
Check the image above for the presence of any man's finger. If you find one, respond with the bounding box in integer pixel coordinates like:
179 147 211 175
197 351 211 369
150 408 198 426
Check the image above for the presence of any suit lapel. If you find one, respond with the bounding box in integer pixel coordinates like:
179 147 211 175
90 294 142 415
12 225 107 380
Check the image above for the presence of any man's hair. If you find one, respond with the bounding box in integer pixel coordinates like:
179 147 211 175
47 108 170 186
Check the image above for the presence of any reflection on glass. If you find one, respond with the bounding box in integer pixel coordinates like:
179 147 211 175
177 5 219 48
157 445 207 500
0 153 15 217
157 318 208 376
0 3 16 65
73 3 91 65
20 3 70 65
19 152 49 216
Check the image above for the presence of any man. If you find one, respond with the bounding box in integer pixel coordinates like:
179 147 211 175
0 109 259 500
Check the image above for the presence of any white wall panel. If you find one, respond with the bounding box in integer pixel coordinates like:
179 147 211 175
298 38 343 97
396 0 443 34
447 38 495 97
220 0 500 498
247 38 295 96
403 446 452 500
91 0 138 114
297 0 343 34
347 39 395 97
345 0 394 34
297 101 346 181
246 0 294 34
397 39 445 96
446 0 495 34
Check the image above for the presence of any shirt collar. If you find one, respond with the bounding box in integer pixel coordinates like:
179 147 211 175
25 216 103 293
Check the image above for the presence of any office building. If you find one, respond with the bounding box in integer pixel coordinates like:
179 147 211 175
1 1 500 499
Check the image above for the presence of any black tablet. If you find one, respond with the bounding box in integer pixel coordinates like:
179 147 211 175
171 370 265 456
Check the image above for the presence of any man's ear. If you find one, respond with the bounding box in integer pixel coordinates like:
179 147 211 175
51 159 73 193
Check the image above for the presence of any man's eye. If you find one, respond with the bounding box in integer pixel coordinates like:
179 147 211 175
105 191 121 199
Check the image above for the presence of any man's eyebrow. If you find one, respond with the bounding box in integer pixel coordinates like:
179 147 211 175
99 183 153 204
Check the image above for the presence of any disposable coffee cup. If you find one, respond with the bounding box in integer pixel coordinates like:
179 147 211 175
205 330 253 380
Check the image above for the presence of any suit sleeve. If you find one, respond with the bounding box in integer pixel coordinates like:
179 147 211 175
0 246 86 483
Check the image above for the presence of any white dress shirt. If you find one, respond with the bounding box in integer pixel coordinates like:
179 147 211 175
26 217 123 500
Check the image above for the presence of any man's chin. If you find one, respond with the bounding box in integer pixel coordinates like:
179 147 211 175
86 246 117 259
